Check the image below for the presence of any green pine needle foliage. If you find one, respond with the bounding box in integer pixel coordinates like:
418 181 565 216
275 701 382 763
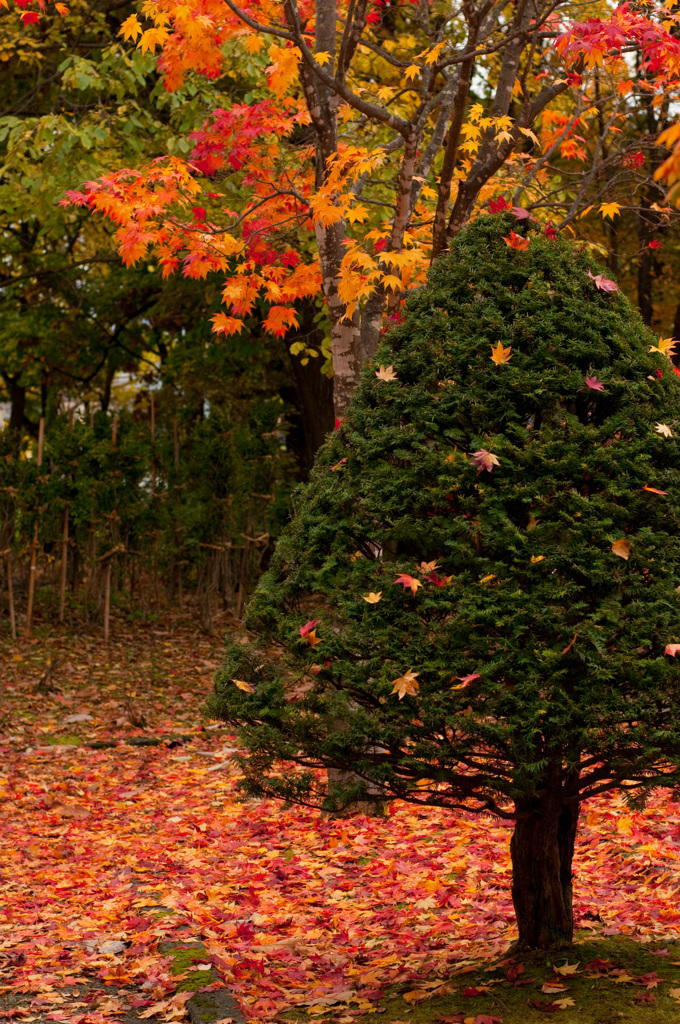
207 214 680 815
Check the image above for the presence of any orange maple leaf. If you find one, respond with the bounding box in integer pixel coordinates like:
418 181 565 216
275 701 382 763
393 574 423 596
503 230 530 251
391 669 420 699
304 630 323 649
490 342 512 364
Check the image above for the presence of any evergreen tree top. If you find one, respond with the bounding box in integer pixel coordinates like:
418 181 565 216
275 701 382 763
208 213 680 815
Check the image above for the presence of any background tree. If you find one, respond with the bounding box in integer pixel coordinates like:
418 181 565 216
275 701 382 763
0 0 334 449
206 214 680 950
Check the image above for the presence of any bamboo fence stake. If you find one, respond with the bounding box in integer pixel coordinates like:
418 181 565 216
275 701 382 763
58 506 69 624
103 558 112 644
5 552 16 640
26 417 45 637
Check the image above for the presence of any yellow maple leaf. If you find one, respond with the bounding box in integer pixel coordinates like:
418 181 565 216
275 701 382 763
656 422 673 437
404 65 422 81
375 365 398 381
315 50 332 66
649 336 677 356
304 630 323 649
530 555 545 563
362 592 382 604
519 126 539 145
490 342 512 364
139 26 169 54
233 679 254 693
599 202 622 219
554 961 581 977
421 40 445 64
403 989 429 1003
391 670 420 699
120 13 142 41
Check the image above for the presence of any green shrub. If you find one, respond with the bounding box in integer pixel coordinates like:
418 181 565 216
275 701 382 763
207 213 680 949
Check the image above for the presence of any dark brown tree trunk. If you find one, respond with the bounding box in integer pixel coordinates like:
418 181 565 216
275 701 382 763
510 792 580 950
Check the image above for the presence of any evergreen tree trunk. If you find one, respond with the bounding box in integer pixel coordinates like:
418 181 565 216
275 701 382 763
510 790 580 950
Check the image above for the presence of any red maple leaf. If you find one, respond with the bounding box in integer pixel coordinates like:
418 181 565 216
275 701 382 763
488 196 509 213
584 373 604 391
299 619 320 637
587 269 618 293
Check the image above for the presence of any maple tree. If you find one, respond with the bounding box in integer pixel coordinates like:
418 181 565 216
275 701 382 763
208 214 680 951
55 0 680 417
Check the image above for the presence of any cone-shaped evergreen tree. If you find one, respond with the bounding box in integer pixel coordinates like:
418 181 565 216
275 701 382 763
207 213 680 950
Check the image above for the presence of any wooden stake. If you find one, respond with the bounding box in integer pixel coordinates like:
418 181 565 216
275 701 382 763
103 558 112 644
58 506 69 624
173 418 179 470
37 416 44 466
5 552 16 640
150 396 156 492
26 418 45 637
112 413 119 449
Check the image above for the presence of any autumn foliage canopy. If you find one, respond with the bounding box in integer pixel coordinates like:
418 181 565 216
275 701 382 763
42 0 680 412
208 214 680 948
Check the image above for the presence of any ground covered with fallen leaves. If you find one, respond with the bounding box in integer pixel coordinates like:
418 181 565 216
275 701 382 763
4 617 680 1023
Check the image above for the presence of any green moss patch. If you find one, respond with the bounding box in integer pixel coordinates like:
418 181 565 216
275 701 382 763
161 943 216 993
283 936 680 1023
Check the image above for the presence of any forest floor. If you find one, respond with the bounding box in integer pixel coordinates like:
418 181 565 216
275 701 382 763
3 612 680 1024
